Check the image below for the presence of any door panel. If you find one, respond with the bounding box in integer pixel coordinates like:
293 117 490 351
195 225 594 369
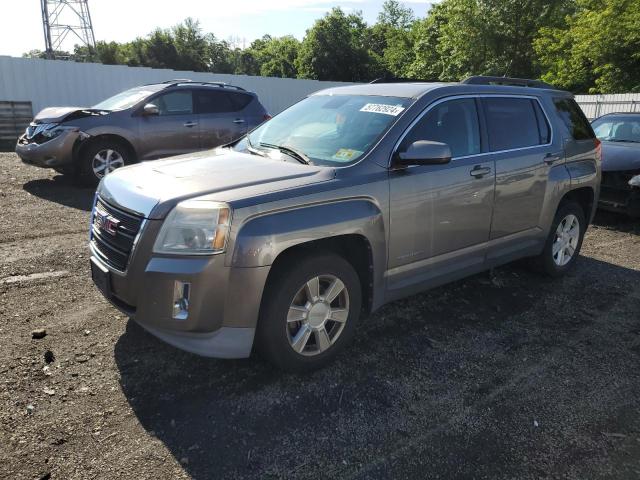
482 97 556 239
490 149 551 238
387 97 495 293
195 89 248 149
137 90 199 159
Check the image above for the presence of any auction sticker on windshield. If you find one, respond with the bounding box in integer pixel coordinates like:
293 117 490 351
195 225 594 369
360 103 405 116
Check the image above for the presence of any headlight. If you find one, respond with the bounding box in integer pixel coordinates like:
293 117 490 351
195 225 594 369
153 199 231 255
42 124 77 139
629 175 640 187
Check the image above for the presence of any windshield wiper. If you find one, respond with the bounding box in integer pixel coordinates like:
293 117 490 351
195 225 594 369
245 135 267 157
259 142 312 165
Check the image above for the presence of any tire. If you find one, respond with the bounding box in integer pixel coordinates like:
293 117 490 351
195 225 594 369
76 140 130 186
256 252 362 372
530 201 586 277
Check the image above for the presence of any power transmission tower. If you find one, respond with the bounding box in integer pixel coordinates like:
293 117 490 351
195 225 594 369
41 0 96 59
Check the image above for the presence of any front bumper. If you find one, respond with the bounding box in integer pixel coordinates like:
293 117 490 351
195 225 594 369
15 129 82 168
90 213 270 359
599 171 640 217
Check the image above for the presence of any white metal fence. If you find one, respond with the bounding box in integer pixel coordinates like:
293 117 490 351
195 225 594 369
575 93 640 120
0 56 351 116
1 55 637 124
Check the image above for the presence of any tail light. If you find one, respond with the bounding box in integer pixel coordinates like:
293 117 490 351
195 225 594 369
595 138 602 162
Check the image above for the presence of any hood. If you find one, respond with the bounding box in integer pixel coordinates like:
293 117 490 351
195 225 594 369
99 149 335 219
601 141 640 172
33 106 107 123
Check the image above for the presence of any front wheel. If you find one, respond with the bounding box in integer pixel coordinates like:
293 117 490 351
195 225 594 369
256 253 362 372
530 201 586 277
77 141 130 186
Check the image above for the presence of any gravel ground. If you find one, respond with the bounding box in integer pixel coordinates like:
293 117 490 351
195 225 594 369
1 152 639 480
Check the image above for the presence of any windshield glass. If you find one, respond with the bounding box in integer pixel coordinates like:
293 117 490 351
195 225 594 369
237 94 412 165
92 86 160 111
592 117 640 143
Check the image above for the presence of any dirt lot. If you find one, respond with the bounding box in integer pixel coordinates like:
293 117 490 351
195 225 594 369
1 152 640 480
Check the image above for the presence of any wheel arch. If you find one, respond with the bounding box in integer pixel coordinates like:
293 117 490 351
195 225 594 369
73 133 138 165
230 199 387 315
559 186 595 224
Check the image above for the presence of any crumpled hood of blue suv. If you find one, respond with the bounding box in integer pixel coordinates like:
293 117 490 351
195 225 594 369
98 149 335 219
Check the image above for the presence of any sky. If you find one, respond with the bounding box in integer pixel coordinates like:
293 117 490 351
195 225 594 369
0 1 434 57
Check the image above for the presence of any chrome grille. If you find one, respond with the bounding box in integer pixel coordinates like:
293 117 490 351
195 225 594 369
90 197 144 271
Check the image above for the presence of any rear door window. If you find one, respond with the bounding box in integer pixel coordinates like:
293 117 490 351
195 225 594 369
553 98 595 140
401 98 481 158
484 97 545 151
194 90 235 114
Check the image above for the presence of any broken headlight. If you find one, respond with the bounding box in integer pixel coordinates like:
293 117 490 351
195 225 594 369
41 124 78 139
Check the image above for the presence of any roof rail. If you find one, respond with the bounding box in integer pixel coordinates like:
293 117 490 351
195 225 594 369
461 76 557 90
370 77 434 84
154 79 247 92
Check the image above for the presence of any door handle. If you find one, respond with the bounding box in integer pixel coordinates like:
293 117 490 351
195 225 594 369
233 118 245 124
183 121 198 128
470 166 491 178
544 152 563 165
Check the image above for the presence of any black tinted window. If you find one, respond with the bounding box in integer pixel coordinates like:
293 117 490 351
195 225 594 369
154 91 193 116
553 98 594 140
484 98 541 151
228 93 253 110
195 90 235 114
403 98 481 157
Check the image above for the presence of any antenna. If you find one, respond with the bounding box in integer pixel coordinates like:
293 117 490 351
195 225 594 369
41 0 97 59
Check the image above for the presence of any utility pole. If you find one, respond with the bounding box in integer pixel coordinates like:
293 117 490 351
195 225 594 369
40 0 96 59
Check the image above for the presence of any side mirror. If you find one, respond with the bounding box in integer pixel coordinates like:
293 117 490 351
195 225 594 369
393 140 452 167
142 103 159 116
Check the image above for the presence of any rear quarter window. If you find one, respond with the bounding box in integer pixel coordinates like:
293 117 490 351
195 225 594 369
553 98 595 140
228 93 253 111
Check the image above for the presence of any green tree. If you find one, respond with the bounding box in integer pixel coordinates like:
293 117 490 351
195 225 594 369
377 0 415 29
408 0 574 81
142 29 180 69
255 35 300 78
171 18 209 71
535 0 640 93
206 36 236 73
367 0 416 77
296 7 383 81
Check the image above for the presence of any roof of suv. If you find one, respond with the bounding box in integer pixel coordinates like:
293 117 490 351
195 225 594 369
314 77 567 100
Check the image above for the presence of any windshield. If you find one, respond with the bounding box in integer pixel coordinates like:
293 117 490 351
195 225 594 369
92 86 161 111
592 117 640 143
237 94 412 166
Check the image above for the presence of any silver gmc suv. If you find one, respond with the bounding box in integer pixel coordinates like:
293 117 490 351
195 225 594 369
89 76 601 372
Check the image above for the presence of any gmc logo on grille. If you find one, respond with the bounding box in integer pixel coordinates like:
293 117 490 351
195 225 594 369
94 209 120 236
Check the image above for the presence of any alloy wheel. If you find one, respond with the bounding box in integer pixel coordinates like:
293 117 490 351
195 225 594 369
552 214 580 266
92 149 124 178
286 274 350 356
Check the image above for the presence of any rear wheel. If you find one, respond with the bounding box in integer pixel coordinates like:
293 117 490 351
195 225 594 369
256 252 362 372
530 201 586 277
77 140 130 186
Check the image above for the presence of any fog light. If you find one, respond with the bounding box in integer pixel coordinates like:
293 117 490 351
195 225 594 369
172 281 190 320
